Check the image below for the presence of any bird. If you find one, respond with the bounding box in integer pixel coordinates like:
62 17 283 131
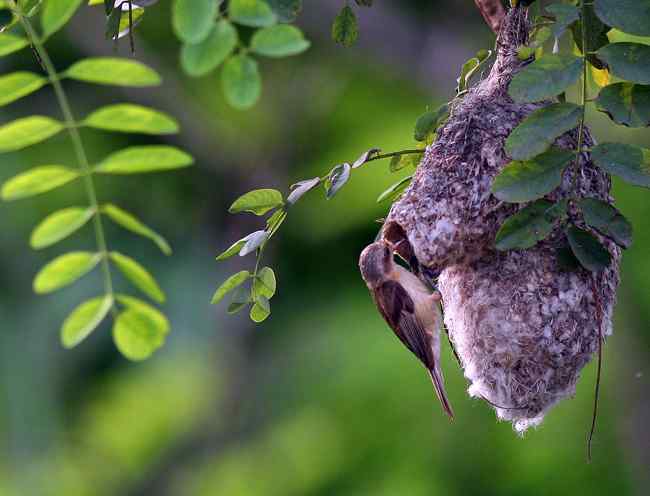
359 240 454 418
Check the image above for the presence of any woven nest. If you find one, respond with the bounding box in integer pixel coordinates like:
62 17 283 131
381 7 620 431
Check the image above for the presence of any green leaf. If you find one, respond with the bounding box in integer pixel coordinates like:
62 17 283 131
229 188 284 215
61 295 113 348
227 286 251 314
0 33 29 57
113 297 170 361
567 226 611 272
597 43 650 85
83 104 179 135
172 0 217 44
250 24 310 57
221 54 262 109
181 20 238 77
30 206 94 249
326 163 351 199
216 236 248 261
211 270 251 305
377 175 412 203
0 116 63 152
266 0 302 22
95 145 194 174
414 104 449 142
594 0 650 37
571 3 610 69
506 103 582 161
65 57 162 87
102 203 172 255
546 3 579 38
230 0 277 27
110 251 166 303
508 54 582 103
254 266 276 298
33 251 101 294
266 208 287 236
1 165 79 201
495 200 566 251
492 148 573 203
456 57 479 93
41 0 83 37
352 148 381 168
250 295 271 322
596 82 650 127
578 198 632 249
591 143 650 188
332 5 358 47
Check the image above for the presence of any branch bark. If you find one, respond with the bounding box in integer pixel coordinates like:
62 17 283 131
474 0 507 33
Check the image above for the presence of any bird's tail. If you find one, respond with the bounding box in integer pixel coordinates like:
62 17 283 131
428 367 454 419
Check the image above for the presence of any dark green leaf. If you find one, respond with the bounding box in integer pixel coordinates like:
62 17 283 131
495 200 566 251
591 143 650 188
492 148 573 203
221 54 262 109
181 20 238 77
229 189 284 215
597 43 650 84
61 295 113 348
414 104 449 142
0 9 13 29
216 237 248 261
332 5 358 47
33 251 101 294
506 103 582 160
567 226 611 272
546 3 579 38
571 3 609 69
596 83 650 127
211 270 251 305
266 0 302 22
579 198 632 248
508 54 582 103
0 33 29 57
594 0 650 37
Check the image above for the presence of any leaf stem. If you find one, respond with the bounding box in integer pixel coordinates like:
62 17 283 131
14 6 115 302
570 0 589 198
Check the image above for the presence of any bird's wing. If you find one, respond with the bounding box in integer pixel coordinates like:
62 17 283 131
374 280 434 366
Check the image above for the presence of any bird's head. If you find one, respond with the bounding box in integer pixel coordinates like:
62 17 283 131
359 241 393 288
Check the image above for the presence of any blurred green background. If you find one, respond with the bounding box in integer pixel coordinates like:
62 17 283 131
0 1 648 495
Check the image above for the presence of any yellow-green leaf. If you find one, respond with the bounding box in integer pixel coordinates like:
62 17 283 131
0 72 47 107
250 295 270 322
94 145 194 174
113 295 170 361
181 20 239 77
65 57 162 87
41 0 83 37
221 54 262 110
101 203 171 255
84 104 179 135
33 251 101 294
229 188 284 215
110 251 166 303
61 294 113 348
1 165 79 201
30 206 94 249
0 116 63 152
0 33 29 57
253 266 276 298
230 0 277 27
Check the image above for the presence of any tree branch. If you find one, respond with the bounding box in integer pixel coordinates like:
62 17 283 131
474 0 507 33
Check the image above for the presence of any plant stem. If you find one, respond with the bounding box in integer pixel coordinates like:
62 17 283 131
367 149 423 164
570 0 589 197
14 5 115 302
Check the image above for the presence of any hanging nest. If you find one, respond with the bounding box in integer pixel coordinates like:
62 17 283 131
379 6 620 432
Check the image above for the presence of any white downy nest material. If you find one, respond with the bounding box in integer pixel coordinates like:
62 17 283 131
382 7 621 432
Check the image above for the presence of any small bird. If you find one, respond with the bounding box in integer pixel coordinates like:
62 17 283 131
359 240 454 418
